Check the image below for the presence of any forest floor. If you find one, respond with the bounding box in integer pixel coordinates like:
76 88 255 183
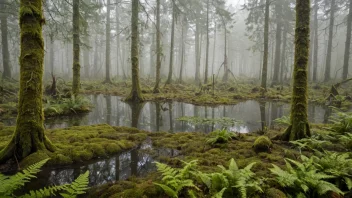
0 121 351 197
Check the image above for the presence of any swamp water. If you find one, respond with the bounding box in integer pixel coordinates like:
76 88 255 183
6 95 331 193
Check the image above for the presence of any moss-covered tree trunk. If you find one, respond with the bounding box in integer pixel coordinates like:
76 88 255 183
126 0 144 102
72 0 80 97
312 0 319 82
272 1 282 85
165 2 175 85
153 0 161 93
281 0 311 141
0 0 55 163
261 0 270 90
1 8 11 79
343 0 352 80
104 0 112 84
280 25 288 84
324 0 335 82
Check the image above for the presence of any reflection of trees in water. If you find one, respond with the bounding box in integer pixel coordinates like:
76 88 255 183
259 102 266 131
39 95 330 133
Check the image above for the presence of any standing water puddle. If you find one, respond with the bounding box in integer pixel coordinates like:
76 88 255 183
34 95 330 133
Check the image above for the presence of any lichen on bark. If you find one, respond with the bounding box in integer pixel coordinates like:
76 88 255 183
0 0 55 163
281 0 311 141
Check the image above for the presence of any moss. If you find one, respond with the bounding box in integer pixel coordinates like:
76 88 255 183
265 188 287 198
253 136 273 152
20 151 50 169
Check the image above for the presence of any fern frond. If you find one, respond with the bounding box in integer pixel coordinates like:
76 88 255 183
0 158 49 196
20 185 68 198
154 183 178 198
60 171 89 198
212 188 226 198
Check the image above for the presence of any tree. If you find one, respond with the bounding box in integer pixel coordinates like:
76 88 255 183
261 0 270 90
312 0 319 82
324 0 336 82
153 0 162 93
104 0 112 83
0 0 11 79
0 0 55 162
281 0 311 141
72 0 81 97
204 0 210 84
272 1 283 85
342 0 352 80
126 0 144 102
165 1 176 85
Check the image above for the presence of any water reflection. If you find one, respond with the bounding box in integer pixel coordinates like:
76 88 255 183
4 95 330 133
24 139 179 190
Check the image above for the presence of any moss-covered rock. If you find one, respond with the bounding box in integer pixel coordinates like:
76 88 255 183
265 188 287 198
253 136 273 152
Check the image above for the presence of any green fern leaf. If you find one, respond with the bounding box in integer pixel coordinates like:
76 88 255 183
154 183 178 198
61 171 89 198
212 187 226 198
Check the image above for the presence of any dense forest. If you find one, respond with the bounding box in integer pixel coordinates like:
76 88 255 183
0 0 352 197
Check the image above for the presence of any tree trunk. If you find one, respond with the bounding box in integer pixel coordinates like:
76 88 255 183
261 0 270 90
222 25 228 82
195 19 201 83
204 0 210 84
72 0 81 97
83 36 90 78
153 0 161 93
126 0 144 102
116 0 120 77
0 0 55 163
166 2 176 84
212 22 217 75
104 0 112 83
324 0 335 82
272 1 282 85
313 0 319 82
179 19 187 83
1 11 11 79
342 0 352 80
280 25 288 84
281 0 311 141
49 34 55 75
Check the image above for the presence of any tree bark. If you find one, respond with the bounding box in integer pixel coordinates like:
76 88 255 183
179 18 187 83
272 1 282 85
280 25 287 84
104 0 112 83
324 0 335 82
0 0 55 163
342 0 352 80
312 0 319 82
204 0 210 84
195 19 201 83
126 0 144 102
166 2 176 84
72 0 81 97
261 0 270 90
116 0 120 77
1 10 11 79
281 0 311 141
153 0 161 93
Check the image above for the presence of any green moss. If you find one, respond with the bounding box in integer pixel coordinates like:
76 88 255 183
20 151 50 168
265 188 287 198
253 136 273 152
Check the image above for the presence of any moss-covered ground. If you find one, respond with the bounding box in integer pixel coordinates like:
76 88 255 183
0 124 148 170
86 123 350 198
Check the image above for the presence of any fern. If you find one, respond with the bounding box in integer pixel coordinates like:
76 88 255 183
274 116 291 127
270 155 343 197
0 158 89 198
60 170 90 198
312 151 352 190
196 158 262 198
329 110 352 134
206 129 235 145
154 160 199 198
0 158 50 197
